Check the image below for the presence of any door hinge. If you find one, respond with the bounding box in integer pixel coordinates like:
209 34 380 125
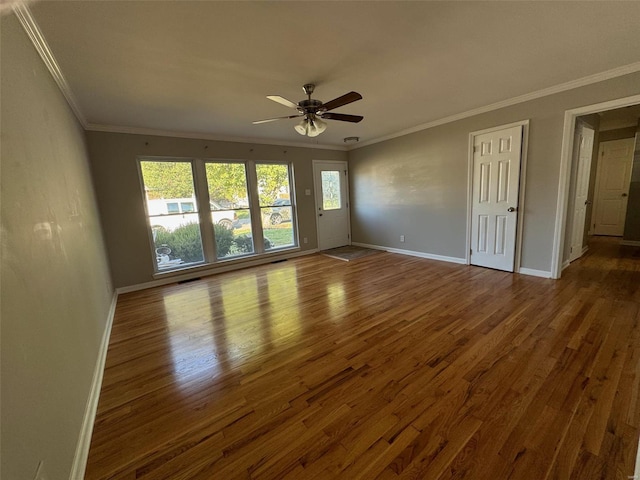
473 145 479 153
470 248 472 255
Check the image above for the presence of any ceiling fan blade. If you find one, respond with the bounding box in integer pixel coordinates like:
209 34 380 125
321 92 362 112
252 115 302 124
321 113 363 123
267 95 299 109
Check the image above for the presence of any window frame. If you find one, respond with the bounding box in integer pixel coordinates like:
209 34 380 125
137 156 299 275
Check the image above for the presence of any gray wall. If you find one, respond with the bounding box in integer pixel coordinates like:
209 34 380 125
1 16 114 480
349 72 640 273
623 121 640 242
86 132 347 288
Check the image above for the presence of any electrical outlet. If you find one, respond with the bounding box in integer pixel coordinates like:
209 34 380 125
400 235 405 242
34 461 48 480
303 237 308 244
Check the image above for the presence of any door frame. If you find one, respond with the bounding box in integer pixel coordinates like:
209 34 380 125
466 119 530 272
312 159 352 250
551 93 640 279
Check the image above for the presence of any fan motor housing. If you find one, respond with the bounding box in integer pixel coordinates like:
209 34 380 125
298 99 324 114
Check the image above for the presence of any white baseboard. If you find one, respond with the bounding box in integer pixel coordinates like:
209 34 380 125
351 242 467 265
562 260 571 271
518 267 552 278
621 240 640 247
582 245 589 255
69 291 118 480
117 248 319 294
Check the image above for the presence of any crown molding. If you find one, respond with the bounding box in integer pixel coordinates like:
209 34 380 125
13 3 88 127
351 61 640 150
85 123 348 151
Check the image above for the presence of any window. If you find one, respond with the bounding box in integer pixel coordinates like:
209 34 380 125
205 162 253 259
321 170 342 210
140 160 205 271
181 202 195 213
139 158 298 272
257 163 295 250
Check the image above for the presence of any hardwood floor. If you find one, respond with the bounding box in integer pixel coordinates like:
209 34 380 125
85 238 640 479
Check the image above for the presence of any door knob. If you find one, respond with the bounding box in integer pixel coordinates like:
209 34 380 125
507 207 516 212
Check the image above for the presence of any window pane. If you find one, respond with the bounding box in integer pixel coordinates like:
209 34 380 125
180 202 195 213
205 162 254 259
321 171 341 210
140 161 204 271
167 202 179 214
256 164 295 250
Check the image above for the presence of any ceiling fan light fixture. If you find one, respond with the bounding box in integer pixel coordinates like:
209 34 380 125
294 115 328 137
307 116 327 137
314 116 327 134
294 118 308 136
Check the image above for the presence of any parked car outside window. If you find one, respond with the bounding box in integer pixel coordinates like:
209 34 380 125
267 198 291 225
147 198 237 231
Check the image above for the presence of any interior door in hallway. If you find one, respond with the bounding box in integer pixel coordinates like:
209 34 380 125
569 124 595 262
592 138 634 236
314 161 350 250
470 125 523 272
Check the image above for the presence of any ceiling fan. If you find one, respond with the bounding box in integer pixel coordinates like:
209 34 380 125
253 84 363 137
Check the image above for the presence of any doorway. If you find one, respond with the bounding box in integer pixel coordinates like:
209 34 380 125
552 94 640 279
313 160 351 251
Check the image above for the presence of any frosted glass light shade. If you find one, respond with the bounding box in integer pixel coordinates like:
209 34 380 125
294 116 327 137
294 119 308 135
314 117 327 134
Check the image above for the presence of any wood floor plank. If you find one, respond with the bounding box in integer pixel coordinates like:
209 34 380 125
84 237 640 479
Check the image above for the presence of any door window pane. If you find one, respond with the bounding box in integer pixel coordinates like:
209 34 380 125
205 162 253 259
256 163 295 250
140 161 204 271
321 171 342 210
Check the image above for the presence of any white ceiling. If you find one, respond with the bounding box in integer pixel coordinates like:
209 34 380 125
26 1 640 148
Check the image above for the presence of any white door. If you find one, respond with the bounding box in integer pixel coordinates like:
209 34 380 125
592 138 634 236
569 125 595 262
470 125 523 272
313 161 350 250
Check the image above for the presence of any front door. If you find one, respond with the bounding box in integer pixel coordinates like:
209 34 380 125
592 138 634 236
313 161 350 250
470 125 523 272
